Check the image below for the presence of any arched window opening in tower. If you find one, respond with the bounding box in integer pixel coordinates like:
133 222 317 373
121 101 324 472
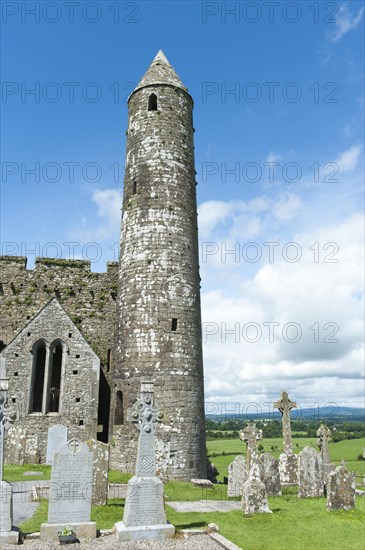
114 390 124 425
30 341 47 413
48 342 63 413
148 93 158 111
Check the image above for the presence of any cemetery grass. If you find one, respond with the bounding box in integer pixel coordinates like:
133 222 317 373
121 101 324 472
20 495 365 550
3 463 51 482
3 466 130 483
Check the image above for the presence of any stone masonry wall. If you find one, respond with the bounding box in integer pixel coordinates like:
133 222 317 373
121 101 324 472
2 299 100 463
112 79 206 480
0 256 118 370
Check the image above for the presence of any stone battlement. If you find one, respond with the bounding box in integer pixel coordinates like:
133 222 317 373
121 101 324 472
0 255 118 274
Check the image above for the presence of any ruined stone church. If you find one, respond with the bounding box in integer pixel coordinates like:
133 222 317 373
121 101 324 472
0 51 207 480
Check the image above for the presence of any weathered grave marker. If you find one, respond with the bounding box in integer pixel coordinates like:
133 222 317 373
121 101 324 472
259 452 282 496
114 381 175 541
228 455 246 497
46 424 68 465
240 422 262 473
40 438 96 540
326 465 355 511
317 424 335 478
86 439 109 506
275 391 298 485
298 446 323 498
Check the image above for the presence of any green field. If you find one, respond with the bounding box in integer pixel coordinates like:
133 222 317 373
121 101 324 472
207 437 365 480
8 437 365 550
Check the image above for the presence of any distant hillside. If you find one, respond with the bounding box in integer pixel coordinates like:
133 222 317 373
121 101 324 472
205 406 365 423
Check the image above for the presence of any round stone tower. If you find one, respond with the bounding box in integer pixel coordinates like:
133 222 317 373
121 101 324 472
111 51 206 480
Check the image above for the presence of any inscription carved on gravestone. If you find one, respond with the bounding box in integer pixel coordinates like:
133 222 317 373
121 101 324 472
326 466 355 511
227 455 246 497
298 446 323 498
40 439 96 540
114 382 175 541
46 425 68 464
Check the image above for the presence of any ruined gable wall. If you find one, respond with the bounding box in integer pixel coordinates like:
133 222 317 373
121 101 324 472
0 256 118 370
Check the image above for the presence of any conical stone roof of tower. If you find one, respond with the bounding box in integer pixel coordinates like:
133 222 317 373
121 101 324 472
134 50 188 93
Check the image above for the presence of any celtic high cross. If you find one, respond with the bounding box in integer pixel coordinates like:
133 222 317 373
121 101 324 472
274 391 297 454
128 381 164 477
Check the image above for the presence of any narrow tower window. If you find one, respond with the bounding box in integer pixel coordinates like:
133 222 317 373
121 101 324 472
171 318 178 331
114 391 124 425
30 342 47 412
148 93 158 111
132 181 137 194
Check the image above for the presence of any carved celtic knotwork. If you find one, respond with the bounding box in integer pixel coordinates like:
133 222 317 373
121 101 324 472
128 385 164 434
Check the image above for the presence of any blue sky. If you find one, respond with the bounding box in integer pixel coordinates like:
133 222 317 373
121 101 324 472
1 1 364 409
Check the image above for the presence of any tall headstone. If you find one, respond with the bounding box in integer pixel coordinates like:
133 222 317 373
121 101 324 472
86 439 109 506
259 452 282 496
46 425 68 464
275 391 298 485
274 390 296 454
240 422 262 474
40 439 96 540
317 424 335 478
326 466 355 511
240 423 271 514
114 382 175 541
298 446 323 498
0 360 19 544
227 455 246 497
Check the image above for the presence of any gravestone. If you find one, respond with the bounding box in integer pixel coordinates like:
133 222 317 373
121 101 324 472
317 424 335 478
86 439 109 506
298 446 323 498
326 466 355 511
274 390 297 453
0 362 19 544
259 452 282 496
240 422 262 473
4 425 26 465
40 439 96 540
275 391 298 485
278 452 298 485
46 425 68 464
114 381 175 541
227 455 246 497
24 434 39 463
242 477 272 515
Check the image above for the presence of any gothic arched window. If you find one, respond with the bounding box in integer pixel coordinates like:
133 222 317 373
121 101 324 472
148 93 158 111
30 340 47 413
48 341 63 413
29 339 66 414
